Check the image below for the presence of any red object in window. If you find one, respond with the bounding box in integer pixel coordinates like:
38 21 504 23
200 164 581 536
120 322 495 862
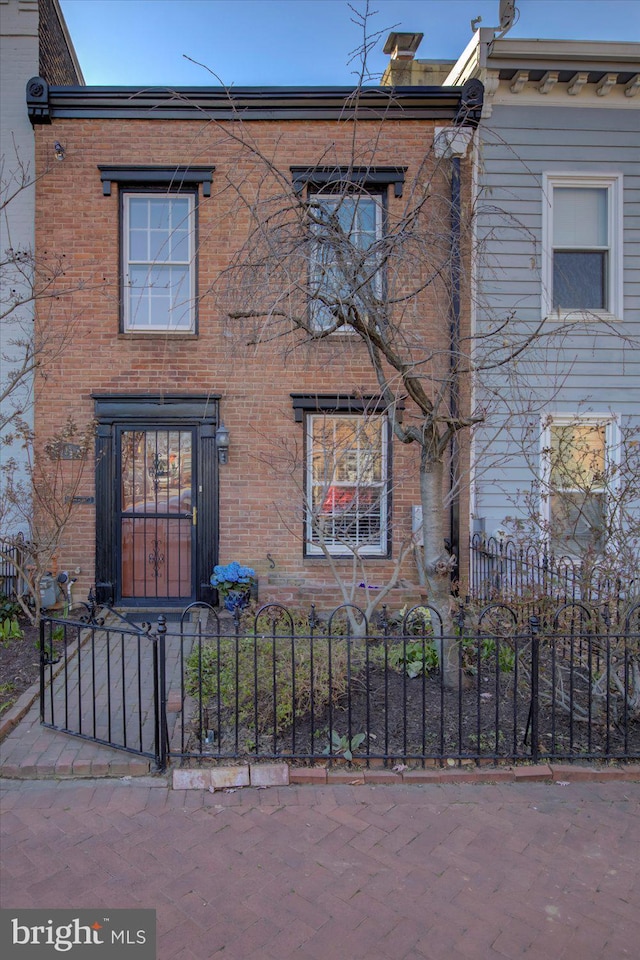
321 486 375 513
321 486 355 513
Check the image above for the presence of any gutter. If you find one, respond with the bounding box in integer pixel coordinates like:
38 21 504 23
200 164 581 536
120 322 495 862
26 79 484 126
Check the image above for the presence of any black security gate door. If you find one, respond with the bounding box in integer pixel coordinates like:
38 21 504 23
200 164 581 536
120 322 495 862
118 428 196 601
94 395 219 609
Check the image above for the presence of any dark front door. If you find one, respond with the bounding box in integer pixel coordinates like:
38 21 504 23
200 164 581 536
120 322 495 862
94 395 219 609
118 427 195 601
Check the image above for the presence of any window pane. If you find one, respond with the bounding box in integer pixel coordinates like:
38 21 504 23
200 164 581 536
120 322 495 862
171 228 189 262
170 198 189 225
150 292 171 327
149 199 171 230
128 285 149 328
128 264 149 288
149 229 171 263
308 414 386 553
550 423 606 489
552 251 606 310
129 229 148 261
550 491 606 554
554 187 607 247
352 198 378 246
129 198 148 229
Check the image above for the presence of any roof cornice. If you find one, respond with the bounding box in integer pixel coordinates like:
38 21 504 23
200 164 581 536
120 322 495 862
445 34 639 98
487 37 640 70
26 78 483 126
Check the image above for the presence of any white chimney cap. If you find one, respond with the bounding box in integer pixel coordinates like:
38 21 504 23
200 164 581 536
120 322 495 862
383 32 424 61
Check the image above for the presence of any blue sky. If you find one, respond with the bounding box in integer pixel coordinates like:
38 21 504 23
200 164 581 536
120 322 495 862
59 0 640 86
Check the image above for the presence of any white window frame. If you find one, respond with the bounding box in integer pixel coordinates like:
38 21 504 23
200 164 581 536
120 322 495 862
541 172 623 321
308 191 384 334
540 413 620 556
305 413 389 557
123 192 196 333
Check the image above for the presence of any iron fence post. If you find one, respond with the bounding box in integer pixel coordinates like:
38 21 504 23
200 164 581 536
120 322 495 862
154 614 168 771
529 615 540 763
39 615 45 722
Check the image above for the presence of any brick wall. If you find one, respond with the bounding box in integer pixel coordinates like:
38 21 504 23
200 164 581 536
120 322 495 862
33 113 471 610
38 0 82 84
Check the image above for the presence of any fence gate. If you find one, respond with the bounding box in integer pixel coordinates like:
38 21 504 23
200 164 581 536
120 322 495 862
40 615 164 767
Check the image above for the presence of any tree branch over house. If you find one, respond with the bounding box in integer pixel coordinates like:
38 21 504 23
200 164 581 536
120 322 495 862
179 6 638 683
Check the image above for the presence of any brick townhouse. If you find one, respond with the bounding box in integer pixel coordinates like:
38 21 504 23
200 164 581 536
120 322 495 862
26 75 482 611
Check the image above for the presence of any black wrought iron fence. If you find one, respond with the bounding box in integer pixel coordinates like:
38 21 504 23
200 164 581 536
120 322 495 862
469 534 635 622
40 599 640 771
172 600 640 770
0 534 28 599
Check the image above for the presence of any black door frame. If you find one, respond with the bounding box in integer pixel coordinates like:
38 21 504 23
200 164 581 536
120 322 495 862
94 395 219 607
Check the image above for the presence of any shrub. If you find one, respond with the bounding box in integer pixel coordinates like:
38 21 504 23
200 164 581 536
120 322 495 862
386 639 439 678
185 633 358 737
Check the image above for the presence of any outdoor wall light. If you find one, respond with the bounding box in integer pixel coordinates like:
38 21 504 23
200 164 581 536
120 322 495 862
215 422 230 464
54 141 65 161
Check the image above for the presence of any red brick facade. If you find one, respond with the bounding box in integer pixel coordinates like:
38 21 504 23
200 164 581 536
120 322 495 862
32 93 474 611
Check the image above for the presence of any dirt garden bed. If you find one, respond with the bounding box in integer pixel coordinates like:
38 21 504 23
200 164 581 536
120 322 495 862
0 616 41 717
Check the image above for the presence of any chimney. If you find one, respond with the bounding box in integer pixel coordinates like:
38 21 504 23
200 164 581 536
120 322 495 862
383 32 424 61
381 32 453 87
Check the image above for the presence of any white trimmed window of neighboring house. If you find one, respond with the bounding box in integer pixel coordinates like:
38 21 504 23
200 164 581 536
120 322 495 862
308 190 384 334
541 173 623 320
306 413 389 556
542 416 619 556
123 193 195 332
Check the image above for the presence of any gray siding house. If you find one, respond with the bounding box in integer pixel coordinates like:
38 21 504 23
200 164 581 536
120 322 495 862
443 33 640 571
0 0 83 543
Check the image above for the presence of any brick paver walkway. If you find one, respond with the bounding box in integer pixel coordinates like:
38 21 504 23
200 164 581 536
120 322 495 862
1 777 638 959
1 613 199 778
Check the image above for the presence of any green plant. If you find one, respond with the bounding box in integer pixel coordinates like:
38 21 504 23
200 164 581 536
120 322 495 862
185 634 357 740
480 638 516 673
394 604 434 637
0 595 23 620
0 681 17 714
323 729 366 761
387 639 439 678
0 617 23 642
456 635 517 674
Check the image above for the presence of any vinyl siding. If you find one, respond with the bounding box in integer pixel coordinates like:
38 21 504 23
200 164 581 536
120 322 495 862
472 103 640 536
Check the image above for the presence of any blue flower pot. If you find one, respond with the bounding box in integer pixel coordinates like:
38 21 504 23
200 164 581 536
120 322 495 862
223 589 250 612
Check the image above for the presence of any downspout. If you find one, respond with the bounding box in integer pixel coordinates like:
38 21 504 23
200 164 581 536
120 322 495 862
449 156 462 582
437 78 484 585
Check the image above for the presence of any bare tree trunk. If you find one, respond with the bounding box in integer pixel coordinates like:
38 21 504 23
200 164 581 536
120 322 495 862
420 453 458 689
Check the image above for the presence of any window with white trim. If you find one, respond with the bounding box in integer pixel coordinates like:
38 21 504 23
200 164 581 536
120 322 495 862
123 193 195 332
542 173 622 319
308 190 384 333
544 417 616 555
306 413 389 556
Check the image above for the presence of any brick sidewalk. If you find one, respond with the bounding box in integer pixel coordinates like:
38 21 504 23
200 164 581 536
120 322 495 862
2 777 638 959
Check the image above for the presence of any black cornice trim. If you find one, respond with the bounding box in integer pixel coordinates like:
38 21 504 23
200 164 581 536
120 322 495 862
291 166 407 198
93 394 221 422
27 79 478 125
98 165 214 196
290 394 405 422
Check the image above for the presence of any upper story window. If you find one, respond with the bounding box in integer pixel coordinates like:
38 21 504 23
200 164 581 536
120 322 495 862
123 193 195 333
98 165 213 335
291 167 405 335
543 417 617 556
542 173 623 320
308 191 384 333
